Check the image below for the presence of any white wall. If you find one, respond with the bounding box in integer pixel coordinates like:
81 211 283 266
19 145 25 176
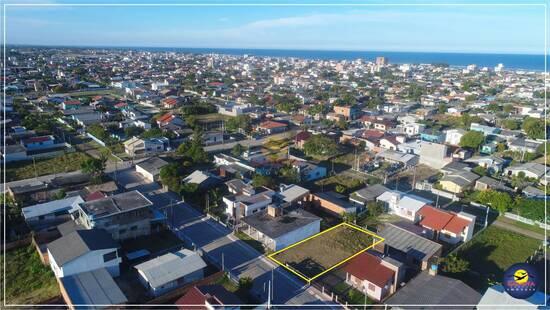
49 248 121 278
274 220 320 251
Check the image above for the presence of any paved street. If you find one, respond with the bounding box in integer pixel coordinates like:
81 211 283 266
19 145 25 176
165 201 335 306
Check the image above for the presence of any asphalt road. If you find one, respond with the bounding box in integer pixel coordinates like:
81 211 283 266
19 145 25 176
165 201 336 306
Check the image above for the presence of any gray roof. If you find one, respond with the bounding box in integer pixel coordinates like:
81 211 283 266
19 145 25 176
507 162 549 178
351 184 389 204
242 208 321 239
136 157 169 174
378 223 442 262
60 268 127 306
279 184 310 203
22 195 84 220
385 271 481 305
135 248 206 288
80 190 152 219
48 229 119 266
8 180 48 194
57 220 86 236
441 170 479 187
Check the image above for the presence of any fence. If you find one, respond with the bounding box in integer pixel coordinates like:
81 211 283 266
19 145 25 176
504 212 550 230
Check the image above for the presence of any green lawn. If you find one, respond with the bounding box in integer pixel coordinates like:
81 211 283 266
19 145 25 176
1 244 60 304
497 216 546 236
454 225 542 290
5 152 91 182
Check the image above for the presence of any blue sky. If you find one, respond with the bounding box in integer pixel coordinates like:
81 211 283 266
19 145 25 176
4 0 548 54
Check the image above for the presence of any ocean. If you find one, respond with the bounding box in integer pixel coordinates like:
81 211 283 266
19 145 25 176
128 47 546 72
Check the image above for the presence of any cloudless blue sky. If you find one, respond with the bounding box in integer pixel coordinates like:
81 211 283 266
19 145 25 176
4 0 547 54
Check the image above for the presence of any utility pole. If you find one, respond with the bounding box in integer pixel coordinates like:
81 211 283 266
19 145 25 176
32 156 38 179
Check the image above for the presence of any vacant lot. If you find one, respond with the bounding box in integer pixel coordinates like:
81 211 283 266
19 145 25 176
1 244 60 304
5 152 91 182
453 225 541 291
270 223 380 279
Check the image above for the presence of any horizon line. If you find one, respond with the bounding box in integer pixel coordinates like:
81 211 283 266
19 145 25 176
8 43 547 57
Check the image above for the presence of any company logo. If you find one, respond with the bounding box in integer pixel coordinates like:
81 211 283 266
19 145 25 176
502 263 539 299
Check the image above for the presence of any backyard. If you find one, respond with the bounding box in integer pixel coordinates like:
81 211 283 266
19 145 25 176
451 225 543 291
5 151 91 182
269 223 382 280
1 244 60 304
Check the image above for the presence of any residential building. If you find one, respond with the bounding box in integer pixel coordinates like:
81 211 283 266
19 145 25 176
333 105 360 120
278 184 310 206
22 195 84 229
376 223 442 270
59 268 127 309
385 271 481 307
183 170 222 190
135 157 169 183
417 206 476 244
74 190 158 241
292 160 327 182
257 120 288 135
135 249 207 297
47 229 121 278
350 184 389 206
445 128 466 146
439 170 480 194
308 192 361 215
124 136 169 157
240 206 321 251
504 162 549 180
224 186 275 219
344 252 402 301
176 285 242 310
477 285 549 309
376 190 433 222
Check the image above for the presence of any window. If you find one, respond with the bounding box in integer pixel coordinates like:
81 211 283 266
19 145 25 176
103 251 117 262
119 229 127 234
368 283 376 291
130 225 138 231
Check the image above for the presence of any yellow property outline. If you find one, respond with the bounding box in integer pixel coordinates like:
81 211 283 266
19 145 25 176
267 222 385 284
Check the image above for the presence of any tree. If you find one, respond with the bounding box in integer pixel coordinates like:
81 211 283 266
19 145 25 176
178 129 209 165
160 163 184 193
341 211 357 223
502 119 520 130
279 165 300 184
335 184 347 194
80 156 107 183
226 115 252 135
251 174 275 188
441 254 469 274
522 117 546 139
181 182 200 202
303 135 338 157
438 103 447 114
140 128 164 139
472 166 487 176
475 190 512 214
459 131 485 150
124 126 144 137
238 277 254 292
367 201 385 217
231 143 245 157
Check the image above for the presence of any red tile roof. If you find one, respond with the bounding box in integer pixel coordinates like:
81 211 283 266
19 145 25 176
85 191 106 202
344 252 395 288
444 215 472 235
157 113 174 124
176 286 207 309
418 205 472 234
259 120 287 129
163 97 178 106
418 205 454 231
295 131 312 142
26 136 53 143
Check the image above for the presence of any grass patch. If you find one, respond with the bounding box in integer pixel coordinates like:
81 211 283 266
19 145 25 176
497 216 546 236
453 226 541 291
5 152 91 182
235 230 266 254
121 230 183 255
1 244 60 304
315 174 365 192
270 223 380 280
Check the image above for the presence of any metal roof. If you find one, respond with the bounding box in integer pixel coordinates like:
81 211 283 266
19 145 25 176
378 223 442 262
60 268 127 306
134 249 207 289
48 229 119 266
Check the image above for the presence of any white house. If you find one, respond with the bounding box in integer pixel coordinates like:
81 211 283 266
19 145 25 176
223 187 275 219
135 157 169 183
22 195 84 227
377 190 433 222
417 206 476 244
135 249 207 297
241 206 321 251
445 129 466 146
124 137 168 157
47 229 121 278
